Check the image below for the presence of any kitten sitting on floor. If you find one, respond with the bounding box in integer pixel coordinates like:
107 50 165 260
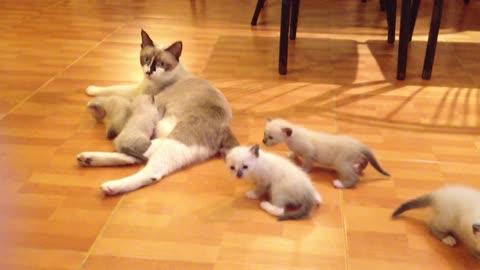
392 185 480 258
226 144 322 221
262 118 390 189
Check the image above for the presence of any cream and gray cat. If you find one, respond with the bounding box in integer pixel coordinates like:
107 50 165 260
392 185 480 258
262 118 390 189
226 145 322 221
77 30 239 195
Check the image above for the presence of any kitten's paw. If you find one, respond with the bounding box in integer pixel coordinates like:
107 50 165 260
77 153 93 167
442 236 457 246
100 180 126 196
260 201 284 216
245 190 260 200
333 179 346 189
315 192 323 205
86 85 101 96
287 152 296 160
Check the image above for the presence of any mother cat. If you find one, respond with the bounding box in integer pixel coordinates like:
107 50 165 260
77 30 239 195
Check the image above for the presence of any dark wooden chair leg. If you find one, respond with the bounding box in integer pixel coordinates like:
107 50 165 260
289 0 299 40
251 0 266 26
362 0 367 3
397 0 412 80
380 0 386 11
385 0 397 44
464 0 470 4
409 0 421 41
422 0 444 79
279 0 291 75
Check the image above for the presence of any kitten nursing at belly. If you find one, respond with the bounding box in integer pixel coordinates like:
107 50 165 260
262 118 390 189
226 144 322 221
392 185 480 258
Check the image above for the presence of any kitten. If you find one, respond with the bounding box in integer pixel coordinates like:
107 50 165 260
392 185 480 258
262 118 390 189
77 30 239 195
226 144 322 221
113 94 163 161
87 96 131 139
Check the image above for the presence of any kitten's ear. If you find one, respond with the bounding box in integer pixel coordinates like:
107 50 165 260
250 144 260 158
473 223 480 237
87 100 106 122
166 41 182 60
267 117 272 122
141 29 154 48
281 127 293 137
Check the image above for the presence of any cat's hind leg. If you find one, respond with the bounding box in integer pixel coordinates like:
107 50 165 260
86 84 139 97
77 152 142 167
429 218 457 246
100 138 214 195
260 201 285 217
333 163 360 189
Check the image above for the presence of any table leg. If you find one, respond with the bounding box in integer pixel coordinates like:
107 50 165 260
279 0 291 75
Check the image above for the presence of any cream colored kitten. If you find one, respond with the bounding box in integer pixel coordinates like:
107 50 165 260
263 118 390 189
226 145 322 221
392 185 480 258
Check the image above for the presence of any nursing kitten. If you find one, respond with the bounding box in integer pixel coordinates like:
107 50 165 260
226 145 322 221
77 30 239 195
113 94 163 161
87 96 131 139
262 118 390 189
392 185 480 258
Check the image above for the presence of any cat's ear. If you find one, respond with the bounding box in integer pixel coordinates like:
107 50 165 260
165 41 183 60
141 29 154 48
250 144 260 158
281 127 293 137
266 117 272 122
473 223 480 237
87 100 106 122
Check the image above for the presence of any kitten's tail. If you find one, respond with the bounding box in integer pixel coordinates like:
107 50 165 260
278 193 315 221
121 146 148 162
360 146 390 176
391 194 432 218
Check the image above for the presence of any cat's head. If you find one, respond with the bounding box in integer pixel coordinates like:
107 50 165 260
225 145 260 179
139 29 183 82
87 96 132 139
262 117 293 146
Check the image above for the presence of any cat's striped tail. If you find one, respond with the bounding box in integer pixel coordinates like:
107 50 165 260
392 194 432 218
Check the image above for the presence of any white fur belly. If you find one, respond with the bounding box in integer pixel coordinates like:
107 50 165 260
155 115 177 138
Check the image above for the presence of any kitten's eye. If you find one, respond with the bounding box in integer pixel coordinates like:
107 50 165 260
268 136 273 140
230 166 235 171
143 56 149 63
243 165 248 169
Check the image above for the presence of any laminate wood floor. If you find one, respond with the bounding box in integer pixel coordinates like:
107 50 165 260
1 0 479 269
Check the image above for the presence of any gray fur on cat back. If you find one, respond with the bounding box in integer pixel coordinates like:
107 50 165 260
154 76 238 152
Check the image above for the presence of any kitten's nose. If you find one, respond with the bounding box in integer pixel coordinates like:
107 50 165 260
262 138 267 144
236 171 243 178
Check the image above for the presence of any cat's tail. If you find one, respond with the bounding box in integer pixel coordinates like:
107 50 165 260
219 126 240 157
278 193 316 221
392 194 432 218
120 146 148 162
360 146 390 176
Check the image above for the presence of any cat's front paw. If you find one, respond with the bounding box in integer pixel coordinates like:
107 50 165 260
245 190 260 200
86 85 101 96
442 236 457 246
315 192 323 205
101 180 126 196
333 179 346 189
77 153 93 167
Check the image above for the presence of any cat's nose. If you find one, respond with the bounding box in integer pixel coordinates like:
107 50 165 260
236 171 243 178
146 70 152 76
262 138 267 144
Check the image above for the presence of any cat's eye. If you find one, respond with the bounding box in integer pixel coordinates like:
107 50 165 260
230 166 235 171
243 165 248 169
157 61 166 68
143 56 150 63
268 136 273 140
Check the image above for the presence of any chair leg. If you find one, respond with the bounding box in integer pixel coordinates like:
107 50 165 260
279 0 291 75
422 0 444 79
409 0 421 41
362 0 367 3
464 0 470 4
289 0 300 40
251 0 266 26
380 0 386 11
397 0 412 80
385 0 397 44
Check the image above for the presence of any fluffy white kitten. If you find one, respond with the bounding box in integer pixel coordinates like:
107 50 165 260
392 185 480 258
226 145 322 221
263 118 390 189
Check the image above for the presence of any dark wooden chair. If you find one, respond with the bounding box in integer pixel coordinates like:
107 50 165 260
251 0 389 74
386 0 471 80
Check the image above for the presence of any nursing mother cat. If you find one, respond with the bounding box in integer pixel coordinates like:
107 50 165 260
77 30 239 195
